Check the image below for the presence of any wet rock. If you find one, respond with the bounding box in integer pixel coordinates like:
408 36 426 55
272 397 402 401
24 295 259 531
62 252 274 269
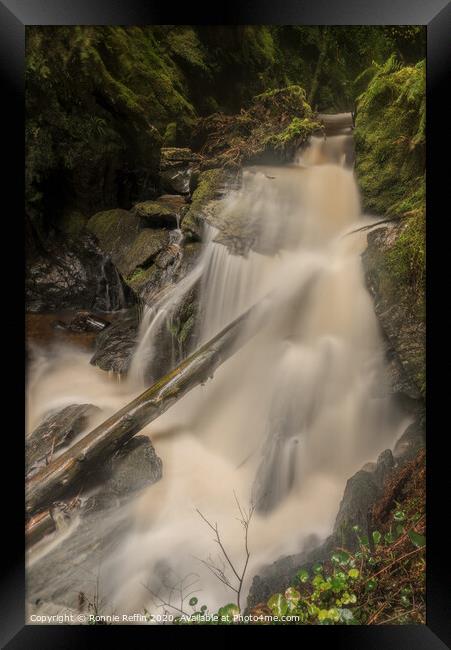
333 469 382 549
132 196 186 228
26 232 131 313
247 537 335 611
90 308 139 375
160 147 200 195
27 436 162 612
67 311 110 333
362 223 425 402
26 404 101 475
129 240 201 307
393 419 425 463
106 436 163 496
181 168 239 242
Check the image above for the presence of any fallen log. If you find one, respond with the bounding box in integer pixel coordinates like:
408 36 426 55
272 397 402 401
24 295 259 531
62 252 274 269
26 301 264 517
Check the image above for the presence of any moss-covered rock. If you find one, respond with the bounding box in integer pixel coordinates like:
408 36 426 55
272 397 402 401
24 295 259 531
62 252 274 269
362 223 425 397
132 199 181 228
87 208 169 279
355 57 425 218
355 57 425 399
181 169 230 241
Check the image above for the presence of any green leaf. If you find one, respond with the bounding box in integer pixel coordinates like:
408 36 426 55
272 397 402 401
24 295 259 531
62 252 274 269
384 531 394 544
267 593 289 618
189 597 198 607
408 530 425 548
317 609 330 621
394 510 406 521
372 530 382 545
331 551 350 566
217 603 240 623
339 608 354 623
313 562 323 574
348 568 360 579
297 568 309 583
366 578 377 592
285 587 300 604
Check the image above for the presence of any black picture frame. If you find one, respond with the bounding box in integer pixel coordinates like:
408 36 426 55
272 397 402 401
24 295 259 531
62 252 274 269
2 1 449 647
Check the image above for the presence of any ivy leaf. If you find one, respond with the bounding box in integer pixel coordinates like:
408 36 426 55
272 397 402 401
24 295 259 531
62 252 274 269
331 551 350 566
217 603 240 623
366 578 377 592
394 510 406 521
267 593 289 618
339 608 354 623
285 587 300 604
297 568 309 583
372 530 382 545
408 530 425 548
313 562 323 574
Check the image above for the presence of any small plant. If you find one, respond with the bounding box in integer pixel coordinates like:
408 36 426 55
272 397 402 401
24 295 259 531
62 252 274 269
263 504 425 625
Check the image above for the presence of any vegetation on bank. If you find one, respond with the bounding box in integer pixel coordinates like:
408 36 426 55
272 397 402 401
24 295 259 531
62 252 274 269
26 25 424 242
148 449 424 625
355 55 426 395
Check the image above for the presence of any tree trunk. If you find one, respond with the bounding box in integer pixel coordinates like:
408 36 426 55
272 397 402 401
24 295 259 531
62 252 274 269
308 27 329 108
26 302 262 517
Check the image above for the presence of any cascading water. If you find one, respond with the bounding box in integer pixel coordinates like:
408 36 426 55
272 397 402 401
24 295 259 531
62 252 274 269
26 133 407 618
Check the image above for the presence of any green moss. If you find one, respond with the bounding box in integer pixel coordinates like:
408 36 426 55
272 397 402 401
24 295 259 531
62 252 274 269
356 56 425 397
264 116 322 153
87 208 133 240
163 122 177 146
182 169 225 240
59 210 87 237
355 57 425 218
195 85 320 167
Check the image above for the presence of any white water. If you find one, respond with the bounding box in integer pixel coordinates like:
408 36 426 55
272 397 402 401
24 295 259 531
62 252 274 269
27 135 406 617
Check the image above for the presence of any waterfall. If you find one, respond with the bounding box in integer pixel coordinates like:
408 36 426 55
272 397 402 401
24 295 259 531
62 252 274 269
99 134 405 613
26 134 407 616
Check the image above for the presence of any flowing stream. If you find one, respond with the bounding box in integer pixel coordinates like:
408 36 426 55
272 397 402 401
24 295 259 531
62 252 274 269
26 133 407 618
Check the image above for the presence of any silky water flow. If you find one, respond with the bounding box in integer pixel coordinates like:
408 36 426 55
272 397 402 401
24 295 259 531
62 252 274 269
26 134 407 618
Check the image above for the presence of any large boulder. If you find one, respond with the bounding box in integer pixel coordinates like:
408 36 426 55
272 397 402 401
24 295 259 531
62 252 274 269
90 308 139 375
87 208 170 280
105 436 163 496
26 403 101 476
132 195 187 228
26 232 132 313
181 168 242 243
160 147 200 195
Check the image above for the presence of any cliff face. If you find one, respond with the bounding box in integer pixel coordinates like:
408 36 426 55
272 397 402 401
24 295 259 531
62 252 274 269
355 57 425 399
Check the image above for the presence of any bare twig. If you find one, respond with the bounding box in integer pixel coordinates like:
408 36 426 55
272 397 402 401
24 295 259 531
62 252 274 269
196 494 254 610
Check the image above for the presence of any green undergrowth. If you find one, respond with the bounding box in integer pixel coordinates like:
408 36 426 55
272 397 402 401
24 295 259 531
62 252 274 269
355 56 425 218
194 86 322 168
355 55 425 387
175 451 425 626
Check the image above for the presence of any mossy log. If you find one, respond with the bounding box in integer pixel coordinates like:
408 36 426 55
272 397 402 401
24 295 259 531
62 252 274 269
26 303 261 517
